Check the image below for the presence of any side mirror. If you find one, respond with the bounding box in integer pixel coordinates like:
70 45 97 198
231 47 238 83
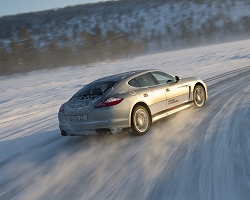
175 76 181 82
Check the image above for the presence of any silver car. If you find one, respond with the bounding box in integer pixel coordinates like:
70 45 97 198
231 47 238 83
58 69 208 136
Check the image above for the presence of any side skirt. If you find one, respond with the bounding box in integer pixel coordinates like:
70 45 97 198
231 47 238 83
152 101 193 123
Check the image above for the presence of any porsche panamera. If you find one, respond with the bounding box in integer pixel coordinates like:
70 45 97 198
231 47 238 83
58 69 208 136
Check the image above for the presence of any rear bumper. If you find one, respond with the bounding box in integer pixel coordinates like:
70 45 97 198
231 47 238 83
58 106 131 136
59 120 129 135
59 126 131 136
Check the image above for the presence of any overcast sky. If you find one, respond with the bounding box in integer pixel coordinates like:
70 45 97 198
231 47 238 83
0 0 111 17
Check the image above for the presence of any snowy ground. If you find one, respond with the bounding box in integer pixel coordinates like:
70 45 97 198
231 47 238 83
0 39 250 200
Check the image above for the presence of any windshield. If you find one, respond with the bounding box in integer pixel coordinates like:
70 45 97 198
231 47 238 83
71 81 116 100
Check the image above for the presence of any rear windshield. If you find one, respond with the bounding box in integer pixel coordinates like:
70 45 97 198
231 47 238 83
71 81 116 99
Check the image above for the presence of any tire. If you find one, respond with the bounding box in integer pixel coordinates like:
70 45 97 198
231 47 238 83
193 85 206 108
132 105 151 135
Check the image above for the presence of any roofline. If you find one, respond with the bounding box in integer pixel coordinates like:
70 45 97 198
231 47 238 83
91 69 165 84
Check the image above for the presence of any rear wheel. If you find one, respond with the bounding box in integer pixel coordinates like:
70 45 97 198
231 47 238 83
193 85 206 108
132 106 150 135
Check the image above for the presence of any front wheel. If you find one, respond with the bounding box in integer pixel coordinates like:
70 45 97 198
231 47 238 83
132 106 150 135
193 85 206 108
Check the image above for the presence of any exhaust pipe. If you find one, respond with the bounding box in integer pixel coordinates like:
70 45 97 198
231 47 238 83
61 130 68 136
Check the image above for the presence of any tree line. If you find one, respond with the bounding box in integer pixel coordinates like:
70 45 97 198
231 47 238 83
0 27 144 76
1 0 250 76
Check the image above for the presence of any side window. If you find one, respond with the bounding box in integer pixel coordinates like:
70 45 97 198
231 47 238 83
151 71 175 84
128 78 140 87
135 73 156 87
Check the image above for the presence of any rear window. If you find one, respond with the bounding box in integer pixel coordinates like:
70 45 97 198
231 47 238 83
128 78 140 87
72 81 116 98
135 73 156 87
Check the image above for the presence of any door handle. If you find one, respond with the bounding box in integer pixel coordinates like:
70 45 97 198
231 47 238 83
144 93 148 97
166 88 170 92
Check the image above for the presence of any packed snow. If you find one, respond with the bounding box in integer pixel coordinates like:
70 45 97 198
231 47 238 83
0 39 250 199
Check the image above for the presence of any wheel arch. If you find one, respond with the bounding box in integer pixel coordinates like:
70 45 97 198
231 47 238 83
129 102 152 127
194 82 207 100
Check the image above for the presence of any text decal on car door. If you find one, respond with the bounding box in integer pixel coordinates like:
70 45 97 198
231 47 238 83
168 98 178 105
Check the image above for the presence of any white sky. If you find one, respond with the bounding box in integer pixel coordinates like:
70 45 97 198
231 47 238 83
0 0 111 17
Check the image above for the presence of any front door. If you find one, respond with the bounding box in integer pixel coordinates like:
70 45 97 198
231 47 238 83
150 71 188 109
165 81 188 109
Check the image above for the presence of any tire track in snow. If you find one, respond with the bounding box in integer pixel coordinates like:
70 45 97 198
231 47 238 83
1 66 249 165
1 67 249 197
1 66 250 165
204 65 250 83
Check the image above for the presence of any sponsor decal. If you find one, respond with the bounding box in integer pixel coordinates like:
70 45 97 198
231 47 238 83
168 98 178 105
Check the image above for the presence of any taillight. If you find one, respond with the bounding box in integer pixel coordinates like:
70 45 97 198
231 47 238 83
95 97 124 108
59 103 65 112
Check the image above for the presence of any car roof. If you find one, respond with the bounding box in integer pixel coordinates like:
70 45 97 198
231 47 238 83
91 69 153 83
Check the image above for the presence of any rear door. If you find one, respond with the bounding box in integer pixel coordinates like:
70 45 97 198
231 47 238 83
131 73 167 115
